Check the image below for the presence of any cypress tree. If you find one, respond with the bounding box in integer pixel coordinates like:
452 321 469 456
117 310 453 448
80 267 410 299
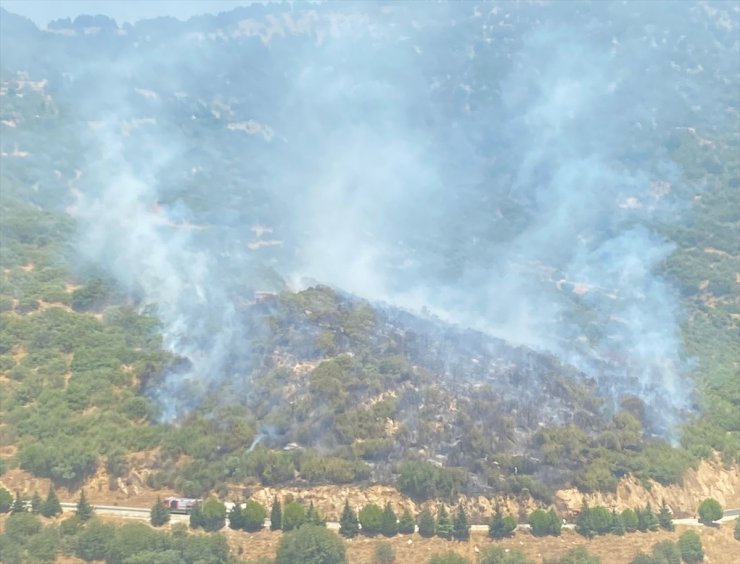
270 496 282 531
30 491 42 514
417 508 436 538
11 490 26 514
398 507 416 534
41 485 62 517
658 499 674 532
436 505 453 539
452 503 470 541
381 502 398 537
150 496 170 527
339 499 360 538
75 490 93 521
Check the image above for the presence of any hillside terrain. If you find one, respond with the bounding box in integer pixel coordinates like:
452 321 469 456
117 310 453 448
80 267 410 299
0 2 739 562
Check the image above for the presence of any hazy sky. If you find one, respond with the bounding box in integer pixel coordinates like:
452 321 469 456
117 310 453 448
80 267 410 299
0 0 259 27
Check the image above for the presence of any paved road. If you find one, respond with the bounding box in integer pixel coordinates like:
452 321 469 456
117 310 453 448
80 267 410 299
58 502 740 531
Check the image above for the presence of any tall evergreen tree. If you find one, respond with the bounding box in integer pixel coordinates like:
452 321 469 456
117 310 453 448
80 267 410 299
339 500 360 538
488 502 516 539
305 501 325 526
452 503 470 541
150 496 170 527
610 509 625 536
0 488 12 513
30 491 42 514
381 502 398 537
41 485 62 518
398 507 416 534
190 503 204 529
75 490 94 521
658 499 674 531
638 503 659 532
270 496 282 531
547 508 562 536
576 500 593 538
417 508 436 538
228 501 245 530
11 490 26 514
436 505 453 539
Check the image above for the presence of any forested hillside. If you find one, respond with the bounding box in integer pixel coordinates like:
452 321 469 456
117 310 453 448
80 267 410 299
0 0 738 510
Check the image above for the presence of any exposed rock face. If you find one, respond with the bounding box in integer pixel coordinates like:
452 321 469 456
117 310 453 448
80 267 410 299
557 457 740 518
239 457 739 521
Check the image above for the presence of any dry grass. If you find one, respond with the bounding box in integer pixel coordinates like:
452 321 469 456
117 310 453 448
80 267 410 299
226 524 740 564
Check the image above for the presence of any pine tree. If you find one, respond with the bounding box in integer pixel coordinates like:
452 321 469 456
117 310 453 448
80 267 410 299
270 495 282 531
418 508 436 538
229 501 245 530
658 499 674 532
452 503 470 541
11 491 26 514
30 491 42 514
305 501 325 526
488 502 516 539
41 485 62 518
398 507 416 534
339 500 360 538
190 503 204 529
575 500 593 538
75 490 94 521
381 502 398 537
547 508 562 536
638 503 658 532
436 505 453 539
610 509 625 536
150 496 170 527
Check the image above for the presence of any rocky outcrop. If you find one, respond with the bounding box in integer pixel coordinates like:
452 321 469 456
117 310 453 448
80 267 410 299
238 457 739 521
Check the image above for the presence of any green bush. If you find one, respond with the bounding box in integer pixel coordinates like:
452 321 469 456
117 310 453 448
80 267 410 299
678 530 704 563
242 500 267 532
359 503 384 536
621 508 639 532
528 508 561 536
282 501 306 531
276 525 346 564
697 498 722 524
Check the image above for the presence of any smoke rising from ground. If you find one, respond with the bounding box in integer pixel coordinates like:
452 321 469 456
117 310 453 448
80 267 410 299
38 1 738 431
